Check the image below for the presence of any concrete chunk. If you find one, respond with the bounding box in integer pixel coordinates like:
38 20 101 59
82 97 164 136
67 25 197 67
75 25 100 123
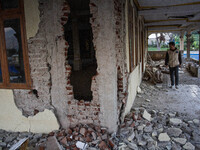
158 133 170 142
46 136 62 150
183 142 195 150
142 110 151 121
169 118 182 125
172 138 187 145
167 128 182 137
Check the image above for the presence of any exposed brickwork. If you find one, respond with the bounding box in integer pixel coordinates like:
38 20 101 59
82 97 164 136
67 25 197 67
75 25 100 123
62 1 101 127
114 0 129 121
11 0 130 132
13 0 53 116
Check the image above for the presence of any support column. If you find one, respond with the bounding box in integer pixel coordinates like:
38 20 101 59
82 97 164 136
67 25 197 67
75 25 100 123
198 30 200 64
72 17 82 71
179 33 184 51
186 32 191 59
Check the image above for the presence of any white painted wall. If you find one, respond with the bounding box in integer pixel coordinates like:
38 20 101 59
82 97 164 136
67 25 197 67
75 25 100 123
0 90 59 133
124 64 142 116
123 0 145 117
0 1 59 133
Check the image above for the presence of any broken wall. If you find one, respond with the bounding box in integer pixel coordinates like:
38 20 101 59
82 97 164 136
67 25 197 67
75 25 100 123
0 0 147 133
0 0 122 133
121 0 147 119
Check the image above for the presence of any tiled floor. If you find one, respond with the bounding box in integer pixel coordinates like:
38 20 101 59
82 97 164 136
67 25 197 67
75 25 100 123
133 68 200 120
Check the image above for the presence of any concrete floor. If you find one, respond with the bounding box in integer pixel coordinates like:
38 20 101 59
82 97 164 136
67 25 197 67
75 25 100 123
133 67 200 120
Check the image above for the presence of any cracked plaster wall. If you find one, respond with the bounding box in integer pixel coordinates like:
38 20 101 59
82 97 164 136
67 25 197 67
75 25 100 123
12 0 119 133
0 0 147 133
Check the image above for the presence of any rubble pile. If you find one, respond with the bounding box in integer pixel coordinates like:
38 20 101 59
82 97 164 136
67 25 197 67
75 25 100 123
143 54 169 84
0 124 114 150
0 107 199 150
118 108 200 150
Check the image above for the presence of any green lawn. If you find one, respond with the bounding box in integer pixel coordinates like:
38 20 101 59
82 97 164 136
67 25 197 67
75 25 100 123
148 47 168 51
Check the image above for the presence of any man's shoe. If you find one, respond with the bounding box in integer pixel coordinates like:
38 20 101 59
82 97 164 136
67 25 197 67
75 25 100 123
175 85 179 89
169 85 174 88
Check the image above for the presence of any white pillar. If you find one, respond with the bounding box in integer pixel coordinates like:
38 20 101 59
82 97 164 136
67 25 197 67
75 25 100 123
179 33 184 51
186 32 191 59
198 30 200 64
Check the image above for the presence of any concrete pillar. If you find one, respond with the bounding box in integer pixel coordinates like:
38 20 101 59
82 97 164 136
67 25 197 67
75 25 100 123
179 35 184 51
186 33 191 59
72 17 82 71
198 31 200 64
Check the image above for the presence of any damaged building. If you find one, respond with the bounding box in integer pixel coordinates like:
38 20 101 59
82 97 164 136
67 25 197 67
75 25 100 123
0 0 200 135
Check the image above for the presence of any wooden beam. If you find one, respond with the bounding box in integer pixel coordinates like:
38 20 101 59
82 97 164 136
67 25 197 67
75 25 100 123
139 5 200 16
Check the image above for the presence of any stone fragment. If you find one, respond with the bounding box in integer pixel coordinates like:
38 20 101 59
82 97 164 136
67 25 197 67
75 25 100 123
60 137 67 145
137 125 145 131
46 136 62 150
193 119 200 125
157 128 164 133
145 99 151 102
128 142 138 150
168 113 176 117
99 141 109 149
138 140 147 146
80 128 86 136
0 142 6 147
158 133 170 142
137 86 143 94
171 143 182 150
91 132 97 140
76 141 88 150
172 138 187 145
142 110 151 121
169 118 182 125
152 131 158 137
158 112 164 116
183 142 195 150
167 128 182 137
144 125 153 133
127 131 135 141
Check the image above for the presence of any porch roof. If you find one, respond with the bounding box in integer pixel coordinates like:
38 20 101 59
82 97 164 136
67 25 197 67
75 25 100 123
135 0 200 33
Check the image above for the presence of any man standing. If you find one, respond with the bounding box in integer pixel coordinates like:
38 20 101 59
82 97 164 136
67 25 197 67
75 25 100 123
165 42 182 89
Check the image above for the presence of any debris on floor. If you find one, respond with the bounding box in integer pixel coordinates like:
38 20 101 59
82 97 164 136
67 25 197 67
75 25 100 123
0 106 199 150
143 54 168 84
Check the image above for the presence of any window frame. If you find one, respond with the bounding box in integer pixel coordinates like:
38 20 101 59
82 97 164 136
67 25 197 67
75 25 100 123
128 1 135 72
0 0 31 89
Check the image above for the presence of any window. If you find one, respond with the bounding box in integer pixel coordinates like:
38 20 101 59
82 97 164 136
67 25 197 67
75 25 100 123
0 0 31 89
128 1 135 72
135 13 139 66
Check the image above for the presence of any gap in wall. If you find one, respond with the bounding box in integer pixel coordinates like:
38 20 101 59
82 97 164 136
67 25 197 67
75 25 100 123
64 0 97 101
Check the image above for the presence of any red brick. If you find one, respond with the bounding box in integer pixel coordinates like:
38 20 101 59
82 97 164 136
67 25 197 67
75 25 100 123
66 87 72 90
90 3 97 7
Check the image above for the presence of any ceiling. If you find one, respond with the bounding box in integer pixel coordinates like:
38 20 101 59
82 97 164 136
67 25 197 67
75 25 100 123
135 0 200 33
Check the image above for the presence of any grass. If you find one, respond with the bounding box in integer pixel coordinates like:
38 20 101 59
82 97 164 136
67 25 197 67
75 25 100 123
148 47 168 51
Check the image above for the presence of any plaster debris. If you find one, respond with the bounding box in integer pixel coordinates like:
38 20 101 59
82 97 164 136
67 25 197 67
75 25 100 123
169 118 183 125
127 131 135 142
172 138 187 145
142 110 151 121
158 133 170 142
76 141 88 150
183 142 195 150
193 119 199 125
167 128 182 137
145 99 151 102
137 86 143 94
